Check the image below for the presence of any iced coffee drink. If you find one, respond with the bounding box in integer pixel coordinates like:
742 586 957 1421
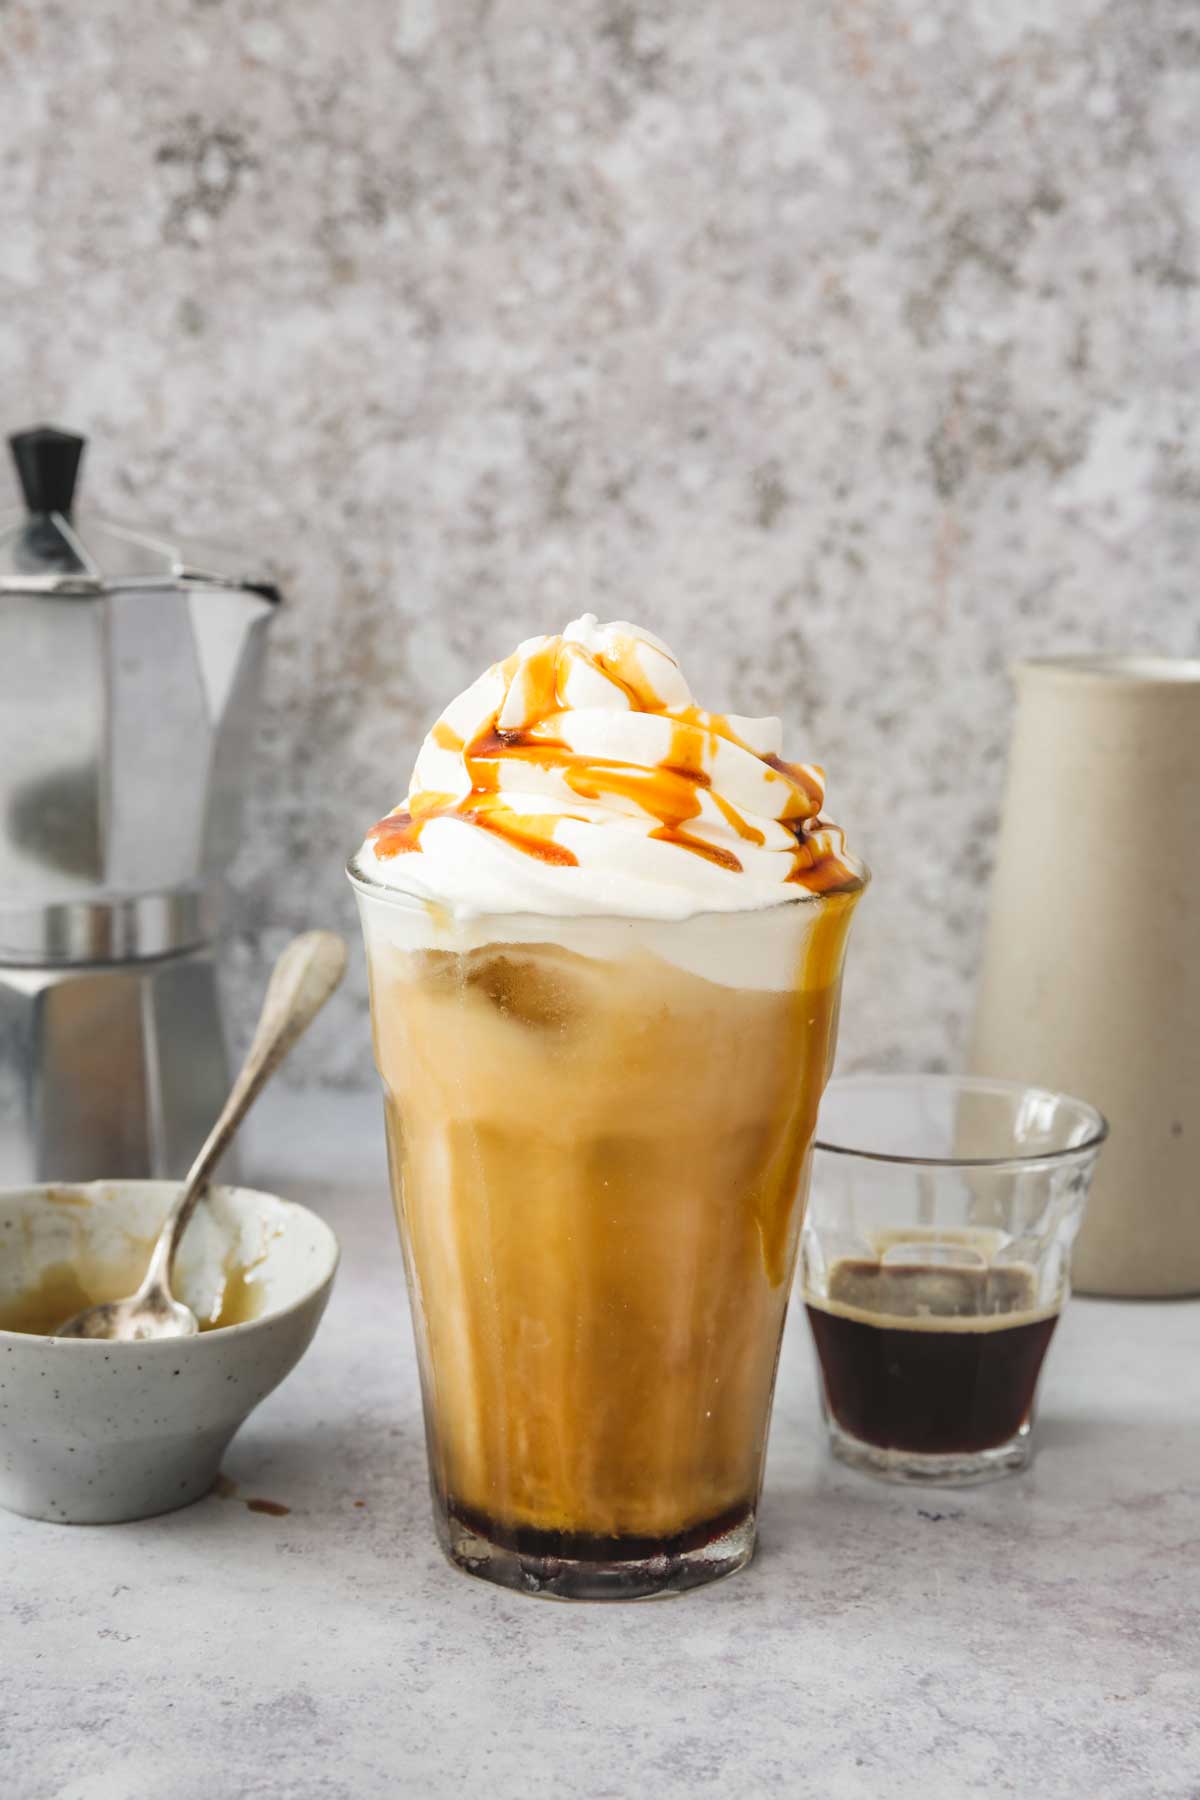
348 616 864 1598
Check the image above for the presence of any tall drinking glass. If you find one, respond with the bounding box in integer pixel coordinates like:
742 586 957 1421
350 865 864 1598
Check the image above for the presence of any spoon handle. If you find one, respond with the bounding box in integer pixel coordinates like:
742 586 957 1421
142 930 349 1293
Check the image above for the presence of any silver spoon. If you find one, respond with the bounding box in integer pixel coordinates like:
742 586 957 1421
56 930 348 1342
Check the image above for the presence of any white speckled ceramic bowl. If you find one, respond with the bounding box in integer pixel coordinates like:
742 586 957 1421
0 1181 339 1524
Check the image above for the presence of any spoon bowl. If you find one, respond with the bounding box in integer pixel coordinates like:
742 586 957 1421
56 1291 199 1342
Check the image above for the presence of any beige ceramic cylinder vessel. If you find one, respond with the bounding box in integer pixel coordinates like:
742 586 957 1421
971 657 1200 1296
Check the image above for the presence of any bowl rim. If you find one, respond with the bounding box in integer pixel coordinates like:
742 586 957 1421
0 1179 340 1350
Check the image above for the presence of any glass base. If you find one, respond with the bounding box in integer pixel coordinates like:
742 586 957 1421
826 1414 1034 1487
434 1500 757 1601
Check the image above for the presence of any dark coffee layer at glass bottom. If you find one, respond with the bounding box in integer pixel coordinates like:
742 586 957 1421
806 1302 1059 1455
434 1493 756 1600
448 1493 752 1561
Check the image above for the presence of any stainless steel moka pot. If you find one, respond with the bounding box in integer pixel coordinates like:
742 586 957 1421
0 425 279 1182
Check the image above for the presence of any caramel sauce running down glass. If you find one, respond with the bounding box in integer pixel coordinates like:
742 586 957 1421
350 873 864 1600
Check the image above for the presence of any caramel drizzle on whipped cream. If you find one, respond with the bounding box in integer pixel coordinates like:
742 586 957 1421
367 631 858 893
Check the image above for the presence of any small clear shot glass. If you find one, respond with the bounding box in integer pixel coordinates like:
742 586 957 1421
800 1075 1108 1486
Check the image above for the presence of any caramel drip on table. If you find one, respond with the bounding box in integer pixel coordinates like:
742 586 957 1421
365 638 858 891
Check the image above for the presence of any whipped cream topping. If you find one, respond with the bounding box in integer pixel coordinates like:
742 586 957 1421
352 616 859 920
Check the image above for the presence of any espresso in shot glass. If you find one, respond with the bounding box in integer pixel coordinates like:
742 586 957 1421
801 1077 1107 1485
806 1238 1059 1457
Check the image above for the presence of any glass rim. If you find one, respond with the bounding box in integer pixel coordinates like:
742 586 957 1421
813 1072 1109 1171
344 850 869 920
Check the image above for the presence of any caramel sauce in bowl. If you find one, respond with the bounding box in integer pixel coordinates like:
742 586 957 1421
0 1182 339 1523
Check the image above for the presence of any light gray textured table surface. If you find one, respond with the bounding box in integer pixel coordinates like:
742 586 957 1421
4 1091 1198 1800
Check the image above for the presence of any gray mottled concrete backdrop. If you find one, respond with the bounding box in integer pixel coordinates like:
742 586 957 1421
3 0 1198 1086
